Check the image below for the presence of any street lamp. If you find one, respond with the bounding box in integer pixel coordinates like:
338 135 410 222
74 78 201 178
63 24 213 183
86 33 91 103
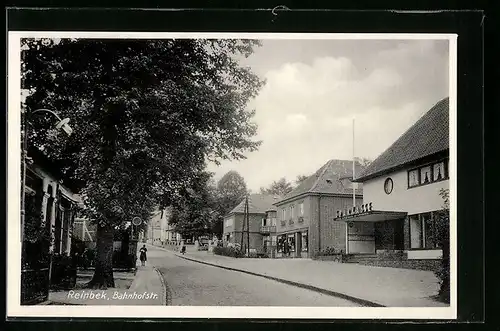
21 108 73 243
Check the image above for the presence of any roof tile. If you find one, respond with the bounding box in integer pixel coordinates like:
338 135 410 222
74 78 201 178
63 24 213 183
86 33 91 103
275 159 364 205
229 194 281 215
356 97 449 181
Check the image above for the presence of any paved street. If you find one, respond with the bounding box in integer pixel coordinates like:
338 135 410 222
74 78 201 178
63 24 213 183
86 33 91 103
147 245 360 306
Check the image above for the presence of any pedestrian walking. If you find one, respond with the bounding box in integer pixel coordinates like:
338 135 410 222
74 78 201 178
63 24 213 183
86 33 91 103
139 244 148 266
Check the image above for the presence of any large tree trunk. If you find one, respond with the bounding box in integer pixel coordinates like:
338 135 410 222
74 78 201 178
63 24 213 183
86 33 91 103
87 224 115 289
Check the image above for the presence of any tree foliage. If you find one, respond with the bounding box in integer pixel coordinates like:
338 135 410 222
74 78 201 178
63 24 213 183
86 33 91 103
211 171 248 236
355 157 372 168
260 177 293 196
295 174 308 185
435 188 450 303
168 171 216 239
21 38 264 287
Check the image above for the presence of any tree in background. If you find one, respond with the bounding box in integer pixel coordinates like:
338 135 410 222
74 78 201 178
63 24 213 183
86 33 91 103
260 177 293 196
295 174 308 186
168 171 217 240
22 38 264 288
355 157 372 168
211 171 248 236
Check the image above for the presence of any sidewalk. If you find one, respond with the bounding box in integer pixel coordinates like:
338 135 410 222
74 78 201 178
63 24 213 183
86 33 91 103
47 257 165 305
173 250 447 307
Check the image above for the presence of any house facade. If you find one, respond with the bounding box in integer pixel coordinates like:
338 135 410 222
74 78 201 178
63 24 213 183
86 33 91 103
335 97 449 262
22 148 80 304
274 159 364 258
24 148 81 258
223 194 279 253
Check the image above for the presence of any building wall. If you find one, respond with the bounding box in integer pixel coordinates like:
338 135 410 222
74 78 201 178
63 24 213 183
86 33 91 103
28 165 78 256
361 158 449 259
276 196 312 234
223 213 267 251
362 167 449 215
276 194 362 257
309 194 363 255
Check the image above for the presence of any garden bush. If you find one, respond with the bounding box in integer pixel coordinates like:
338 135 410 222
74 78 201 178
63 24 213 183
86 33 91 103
213 246 244 258
51 253 77 290
434 188 450 303
316 246 341 256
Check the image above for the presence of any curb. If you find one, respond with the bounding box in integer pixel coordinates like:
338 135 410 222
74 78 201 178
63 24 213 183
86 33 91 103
153 266 171 306
175 254 386 308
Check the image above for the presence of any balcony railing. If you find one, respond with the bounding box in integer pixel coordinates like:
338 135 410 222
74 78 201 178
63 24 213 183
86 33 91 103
260 225 277 234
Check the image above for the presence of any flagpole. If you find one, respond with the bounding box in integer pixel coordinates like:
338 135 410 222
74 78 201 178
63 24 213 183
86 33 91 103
346 117 356 256
352 118 356 207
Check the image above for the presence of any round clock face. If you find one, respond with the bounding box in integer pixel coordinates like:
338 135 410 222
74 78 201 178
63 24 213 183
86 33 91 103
384 178 393 194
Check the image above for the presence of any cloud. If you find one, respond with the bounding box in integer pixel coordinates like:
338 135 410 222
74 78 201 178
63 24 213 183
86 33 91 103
208 39 449 191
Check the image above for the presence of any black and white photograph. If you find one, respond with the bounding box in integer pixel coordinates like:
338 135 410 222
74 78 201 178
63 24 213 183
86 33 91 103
7 32 457 319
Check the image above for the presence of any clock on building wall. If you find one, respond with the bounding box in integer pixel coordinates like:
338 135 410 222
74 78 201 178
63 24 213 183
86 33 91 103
384 178 393 194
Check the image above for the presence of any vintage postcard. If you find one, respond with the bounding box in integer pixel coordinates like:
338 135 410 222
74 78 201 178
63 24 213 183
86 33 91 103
7 31 457 319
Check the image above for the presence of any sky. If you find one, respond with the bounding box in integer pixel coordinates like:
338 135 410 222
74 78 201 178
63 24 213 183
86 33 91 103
206 38 450 192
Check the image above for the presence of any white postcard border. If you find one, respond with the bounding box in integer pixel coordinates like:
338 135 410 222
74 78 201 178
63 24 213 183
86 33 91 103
7 32 458 320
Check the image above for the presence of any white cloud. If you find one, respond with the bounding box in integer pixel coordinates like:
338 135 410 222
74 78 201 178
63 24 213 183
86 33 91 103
208 39 449 191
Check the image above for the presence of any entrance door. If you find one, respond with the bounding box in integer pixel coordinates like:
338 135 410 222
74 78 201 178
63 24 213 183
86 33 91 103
295 232 302 257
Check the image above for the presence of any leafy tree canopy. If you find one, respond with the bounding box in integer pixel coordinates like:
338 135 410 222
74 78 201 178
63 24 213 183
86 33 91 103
210 170 248 236
21 38 264 286
21 38 264 226
260 177 293 196
295 174 308 185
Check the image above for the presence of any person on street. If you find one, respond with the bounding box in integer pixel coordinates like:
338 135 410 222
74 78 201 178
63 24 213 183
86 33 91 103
180 243 186 254
139 244 148 266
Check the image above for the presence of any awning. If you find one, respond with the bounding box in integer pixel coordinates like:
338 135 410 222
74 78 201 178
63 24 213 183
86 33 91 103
334 210 408 222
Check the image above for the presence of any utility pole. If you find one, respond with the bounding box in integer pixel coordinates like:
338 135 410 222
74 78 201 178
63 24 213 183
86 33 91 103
240 196 246 250
246 196 250 256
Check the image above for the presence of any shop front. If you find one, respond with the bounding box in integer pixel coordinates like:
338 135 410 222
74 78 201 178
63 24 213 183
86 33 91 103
335 204 408 255
276 230 308 258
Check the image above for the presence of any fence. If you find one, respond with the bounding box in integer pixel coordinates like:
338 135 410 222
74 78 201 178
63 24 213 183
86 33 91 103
21 268 50 305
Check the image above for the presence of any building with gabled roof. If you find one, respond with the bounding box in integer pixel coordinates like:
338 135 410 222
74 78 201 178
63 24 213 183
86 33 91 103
334 97 449 269
273 159 364 258
223 194 281 254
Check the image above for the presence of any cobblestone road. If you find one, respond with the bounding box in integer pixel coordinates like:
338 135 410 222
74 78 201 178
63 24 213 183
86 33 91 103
147 245 360 306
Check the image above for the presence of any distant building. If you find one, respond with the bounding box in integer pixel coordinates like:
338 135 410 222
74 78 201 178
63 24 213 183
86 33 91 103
147 207 181 245
335 97 449 264
223 194 280 253
274 159 364 258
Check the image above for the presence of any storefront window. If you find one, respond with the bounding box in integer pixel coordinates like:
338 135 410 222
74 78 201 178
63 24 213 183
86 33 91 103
288 234 295 252
409 215 422 249
301 232 308 252
410 213 439 249
277 235 286 252
423 213 437 249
